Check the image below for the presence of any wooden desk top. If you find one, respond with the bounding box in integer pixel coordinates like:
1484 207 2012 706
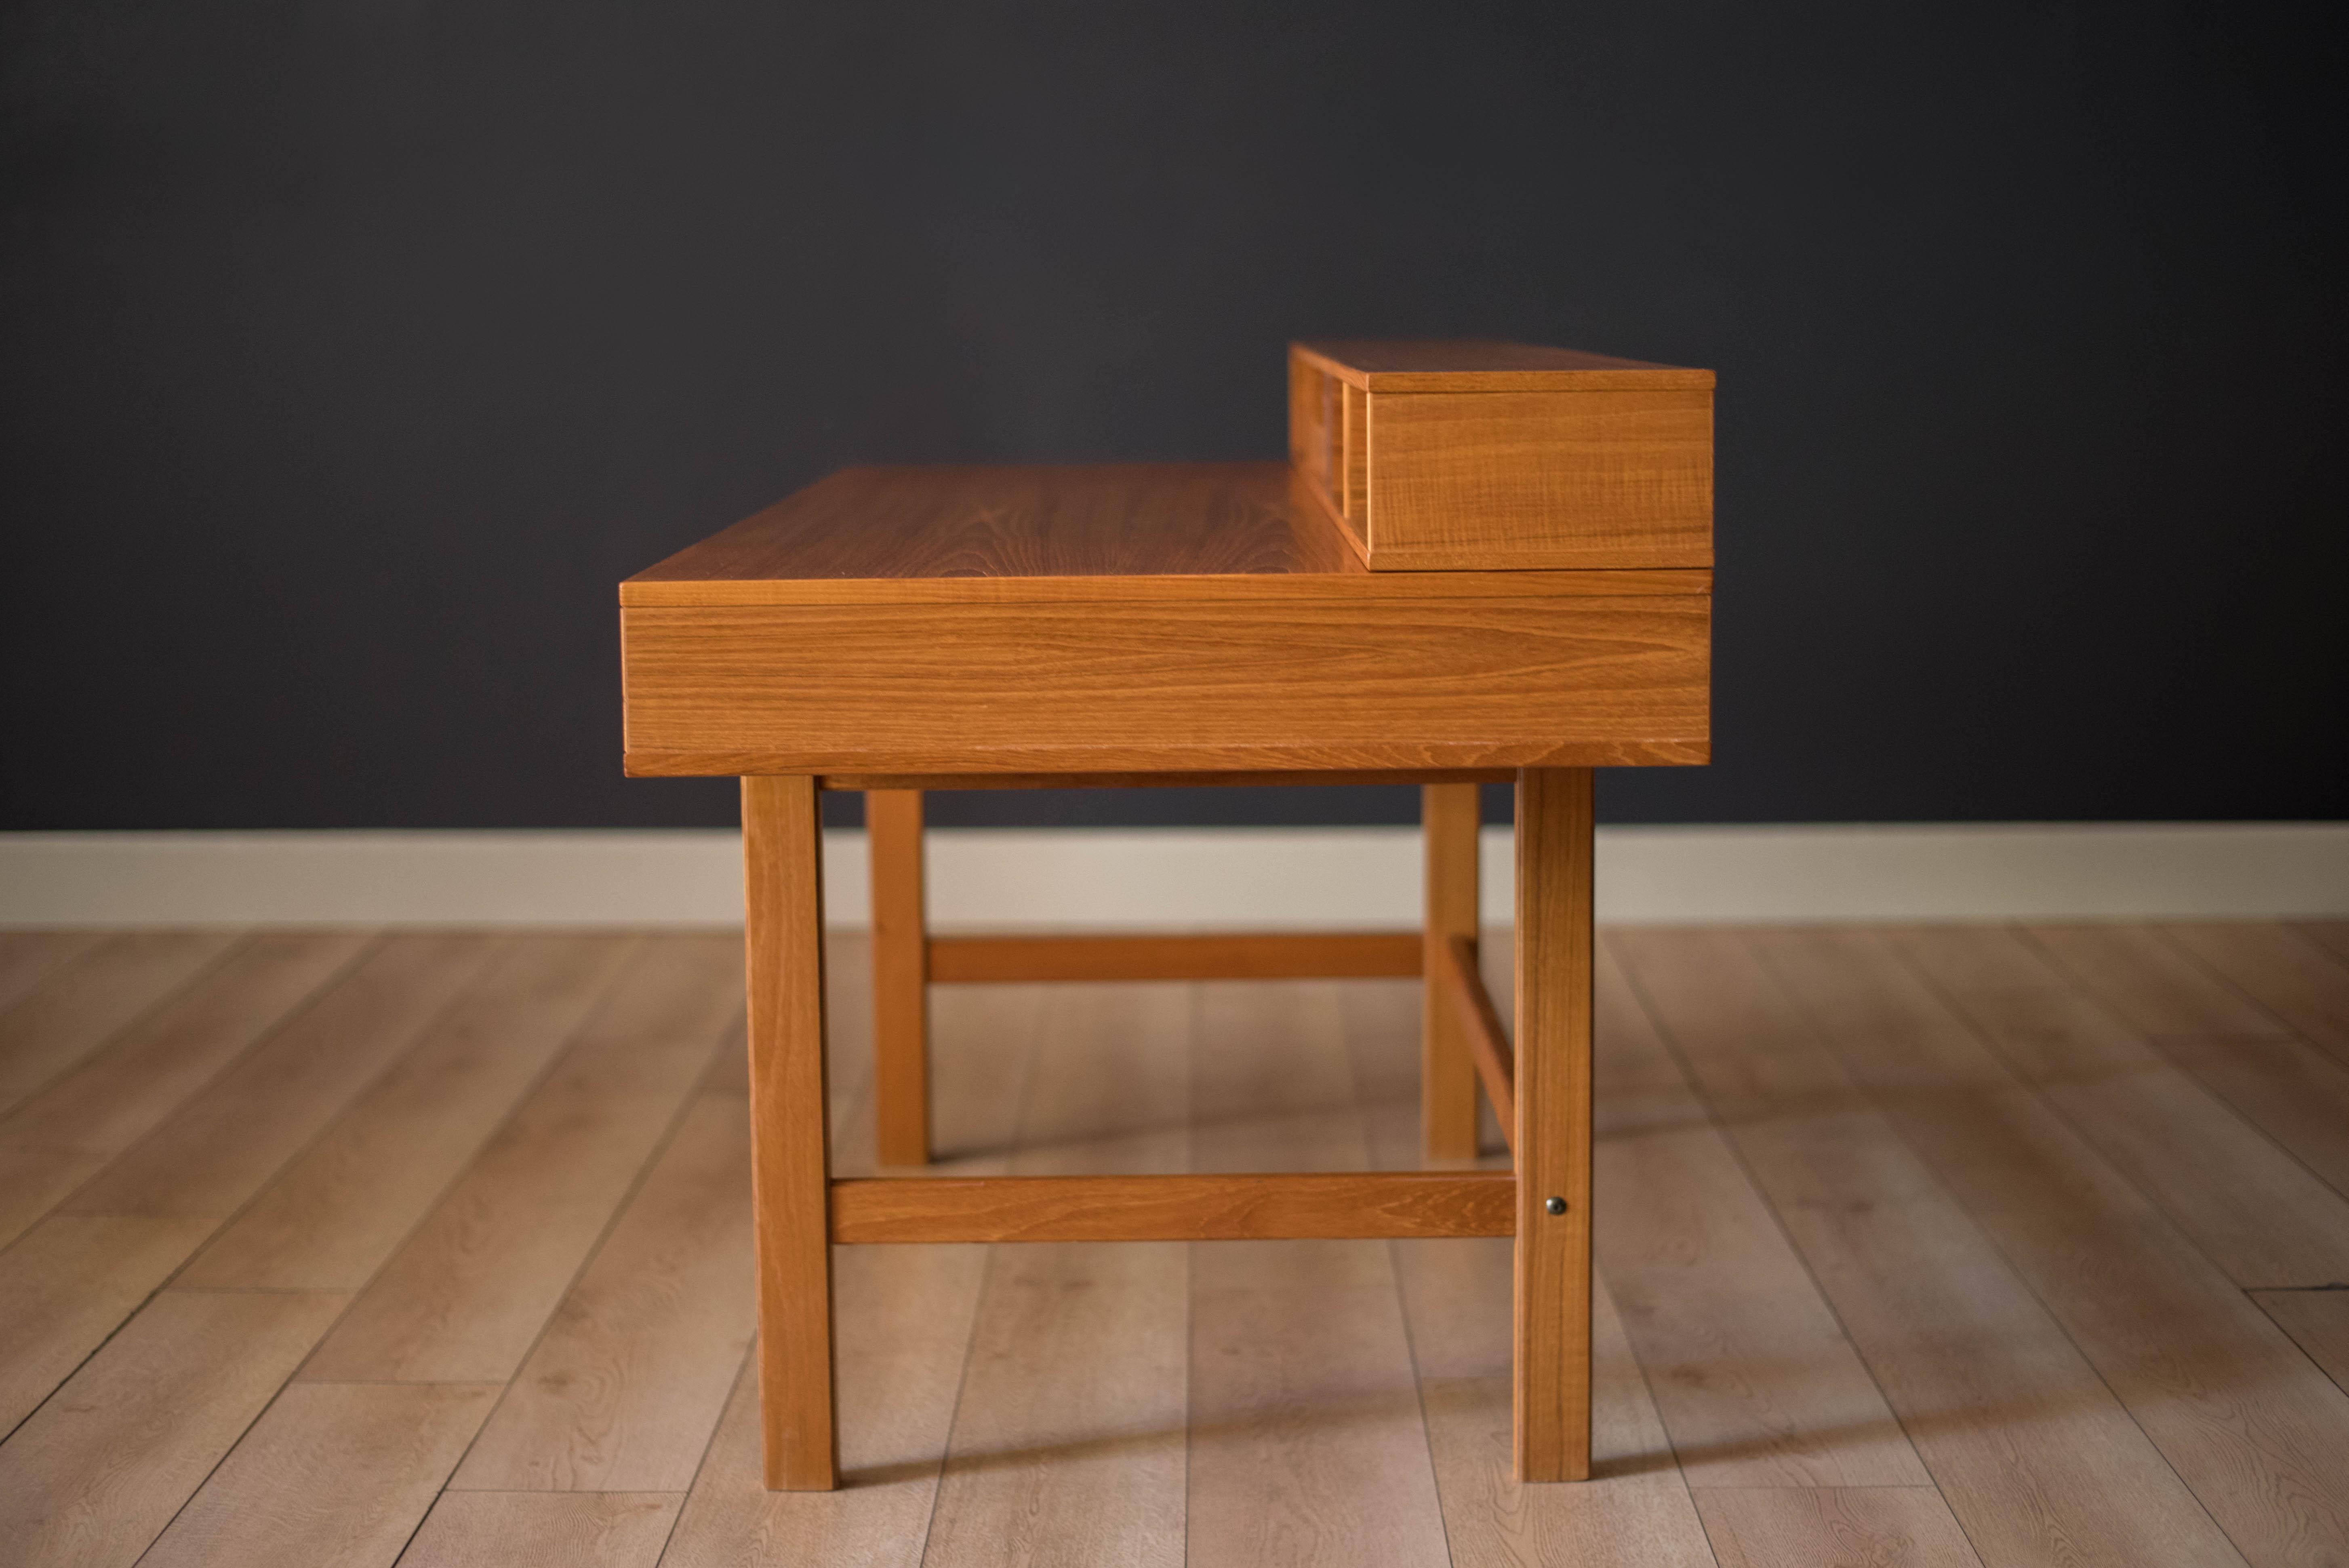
623 462 1710 608
620 341 1714 777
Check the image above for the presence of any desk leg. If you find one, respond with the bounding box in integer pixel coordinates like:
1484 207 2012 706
867 789 931 1167
1513 767 1593 1481
1422 783 1482 1160
743 775 838 1490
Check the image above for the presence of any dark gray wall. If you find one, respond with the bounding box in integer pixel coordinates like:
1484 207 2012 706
4 2 2341 832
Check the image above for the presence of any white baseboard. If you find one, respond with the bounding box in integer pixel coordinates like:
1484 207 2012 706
0 823 2341 928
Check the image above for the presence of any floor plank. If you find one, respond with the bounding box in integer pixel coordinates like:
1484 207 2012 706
0 931 240 1120
450 1092 756 1492
2298 924 2349 967
399 1492 681 1568
2165 923 2349 1065
1593 940 1931 1491
0 932 370 1247
2251 1290 2349 1397
2136 1033 2349 1202
661 1253 981 1567
1762 927 2349 1568
0 1287 348 1567
1185 980 1453 1568
2 922 2347 1564
0 932 106 1016
302 936 743 1383
1344 955 1720 1566
139 1382 499 1568
922 981 1192 1568
662 979 1042 1567
2028 924 2349 1200
1658 929 2266 1566
1693 1487 1985 1568
62 933 507 1224
2027 924 2292 1038
0 1212 217 1438
1617 931 2239 1568
1898 924 2349 1288
1398 1231 1717 1568
176 935 641 1290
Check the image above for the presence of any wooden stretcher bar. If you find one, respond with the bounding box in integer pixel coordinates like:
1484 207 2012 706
927 930 1421 983
829 1170 1516 1244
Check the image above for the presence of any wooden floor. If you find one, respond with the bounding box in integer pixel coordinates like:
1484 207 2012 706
1 923 2347 1566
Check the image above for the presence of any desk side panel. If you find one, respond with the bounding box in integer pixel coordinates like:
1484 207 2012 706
621 596 1709 776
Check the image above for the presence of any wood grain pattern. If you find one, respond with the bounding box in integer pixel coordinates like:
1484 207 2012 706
1423 783 1482 1160
0 1288 348 1567
632 563 1710 608
646 741 1706 777
623 593 1711 776
2252 1290 2349 1395
0 1212 215 1435
926 1239 1189 1568
1190 980 1364 1177
621 459 1713 606
301 935 742 1383
176 936 640 1290
2140 1031 2349 1202
2031 924 2349 1199
625 462 1357 598
664 1289 960 1566
928 930 1422 984
1515 768 1595 1482
1692 1488 1985 1568
1587 938 1706 1143
1898 924 2349 1287
922 982 1191 1568
397 1492 681 1568
2029 923 2295 1038
63 933 505 1223
1758 927 2349 1567
1595 1136 1930 1493
737 774 836 1491
1398 1242 1718 1568
0 931 369 1247
0 931 238 1119
448 1092 757 1492
1726 1106 2229 1558
866 789 930 1168
1634 930 2254 1566
1591 939 1934 1490
1755 1120 2242 1566
2301 923 2349 966
0 932 104 1017
1191 1237 1454 1566
823 767 1518 791
1293 338 1716 392
1366 387 1713 571
9 922 2349 1559
140 1382 497 1568
2164 923 2349 1064
1185 979 1452 1568
830 1171 1513 1243
664 973 1038 1565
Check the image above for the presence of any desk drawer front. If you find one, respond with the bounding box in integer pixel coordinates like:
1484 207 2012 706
622 596 1709 775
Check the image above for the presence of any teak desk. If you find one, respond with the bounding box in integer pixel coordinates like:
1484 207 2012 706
619 341 1714 1489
